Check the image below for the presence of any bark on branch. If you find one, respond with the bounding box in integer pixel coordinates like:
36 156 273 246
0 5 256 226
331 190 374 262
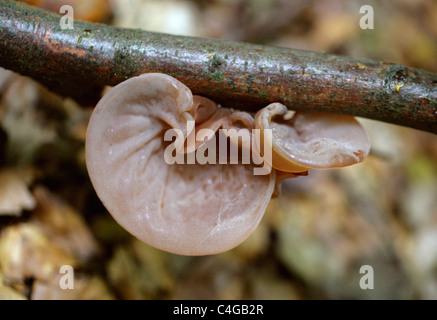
0 0 436 133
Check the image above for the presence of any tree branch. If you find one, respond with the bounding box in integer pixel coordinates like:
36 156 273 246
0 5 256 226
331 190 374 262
0 0 436 133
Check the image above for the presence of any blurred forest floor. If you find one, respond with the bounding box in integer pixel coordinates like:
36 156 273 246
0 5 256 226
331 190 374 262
0 0 436 299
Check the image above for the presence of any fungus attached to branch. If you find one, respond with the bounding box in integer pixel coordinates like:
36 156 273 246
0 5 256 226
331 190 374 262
86 73 370 256
254 103 370 173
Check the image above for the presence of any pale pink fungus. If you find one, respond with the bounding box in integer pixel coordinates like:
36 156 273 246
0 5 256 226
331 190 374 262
86 73 370 256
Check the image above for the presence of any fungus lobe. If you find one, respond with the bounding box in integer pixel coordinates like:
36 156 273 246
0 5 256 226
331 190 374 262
86 73 370 256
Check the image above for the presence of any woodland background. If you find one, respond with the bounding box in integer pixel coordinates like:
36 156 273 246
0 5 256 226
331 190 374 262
0 0 436 299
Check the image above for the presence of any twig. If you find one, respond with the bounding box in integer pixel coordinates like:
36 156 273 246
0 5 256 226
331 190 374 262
0 0 436 133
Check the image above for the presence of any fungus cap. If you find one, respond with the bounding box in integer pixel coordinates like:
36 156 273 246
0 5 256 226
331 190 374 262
86 73 275 255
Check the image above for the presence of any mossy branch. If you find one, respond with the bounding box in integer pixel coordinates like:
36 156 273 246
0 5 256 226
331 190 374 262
0 0 436 133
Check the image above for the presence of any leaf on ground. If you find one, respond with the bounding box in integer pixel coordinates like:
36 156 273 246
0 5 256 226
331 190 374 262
31 186 100 261
107 240 175 299
0 167 37 216
0 284 27 300
31 275 114 300
19 0 112 22
0 223 77 282
0 76 59 164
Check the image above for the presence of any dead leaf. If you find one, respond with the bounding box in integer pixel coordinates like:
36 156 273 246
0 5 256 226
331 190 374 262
32 186 100 261
0 167 36 216
0 223 76 282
